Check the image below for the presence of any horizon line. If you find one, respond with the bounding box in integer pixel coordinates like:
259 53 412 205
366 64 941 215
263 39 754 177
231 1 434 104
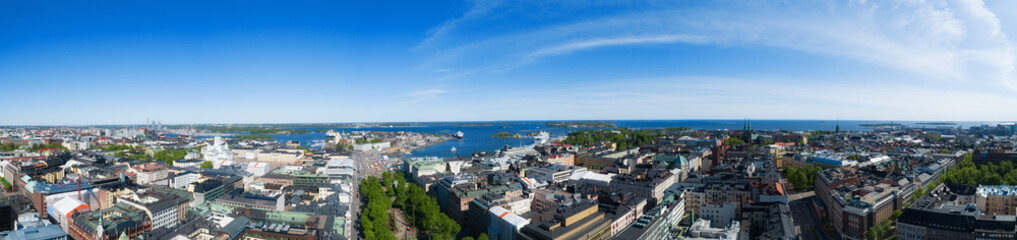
2 118 1012 127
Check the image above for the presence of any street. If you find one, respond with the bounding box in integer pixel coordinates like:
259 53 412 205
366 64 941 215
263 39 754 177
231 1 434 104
350 150 400 240
789 193 841 240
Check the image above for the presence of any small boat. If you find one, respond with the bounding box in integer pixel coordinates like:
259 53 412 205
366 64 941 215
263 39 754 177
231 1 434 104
450 146 457 152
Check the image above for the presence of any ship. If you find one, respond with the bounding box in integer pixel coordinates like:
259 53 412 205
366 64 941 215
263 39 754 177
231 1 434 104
533 131 550 145
451 146 457 152
455 131 464 139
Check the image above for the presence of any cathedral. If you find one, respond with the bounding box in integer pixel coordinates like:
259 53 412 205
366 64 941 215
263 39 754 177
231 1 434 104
202 133 233 163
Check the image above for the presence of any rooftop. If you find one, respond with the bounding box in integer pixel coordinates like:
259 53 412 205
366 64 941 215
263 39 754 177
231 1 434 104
0 225 67 240
977 185 1017 197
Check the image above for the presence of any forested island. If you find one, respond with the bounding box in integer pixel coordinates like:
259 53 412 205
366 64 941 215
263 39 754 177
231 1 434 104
492 131 522 138
546 121 616 128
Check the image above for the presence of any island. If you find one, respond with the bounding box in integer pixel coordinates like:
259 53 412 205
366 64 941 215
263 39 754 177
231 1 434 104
233 134 273 140
198 125 315 134
492 131 523 138
546 121 616 128
860 123 903 127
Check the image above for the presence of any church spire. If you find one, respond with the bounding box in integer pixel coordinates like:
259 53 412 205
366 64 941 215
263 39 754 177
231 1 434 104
743 118 752 143
835 119 840 133
96 211 104 239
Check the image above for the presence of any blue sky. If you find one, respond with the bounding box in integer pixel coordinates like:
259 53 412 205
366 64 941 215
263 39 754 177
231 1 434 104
3 0 1017 125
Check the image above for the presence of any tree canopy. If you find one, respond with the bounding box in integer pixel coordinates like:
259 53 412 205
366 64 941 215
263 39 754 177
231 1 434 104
363 172 460 240
562 128 659 150
28 143 69 152
786 165 822 191
723 137 745 146
942 154 1017 185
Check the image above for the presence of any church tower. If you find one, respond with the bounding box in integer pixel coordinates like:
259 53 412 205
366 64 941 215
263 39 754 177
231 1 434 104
743 119 752 143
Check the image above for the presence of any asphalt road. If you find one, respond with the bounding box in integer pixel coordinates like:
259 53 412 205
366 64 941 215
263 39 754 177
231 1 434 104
789 195 842 240
350 150 399 240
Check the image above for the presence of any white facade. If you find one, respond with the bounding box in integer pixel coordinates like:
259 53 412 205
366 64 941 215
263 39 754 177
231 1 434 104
51 197 88 233
324 158 356 176
151 204 179 230
171 172 199 189
119 197 179 230
699 202 738 228
135 167 168 185
488 206 530 240
246 162 270 176
202 134 233 164
353 142 391 151
687 219 741 240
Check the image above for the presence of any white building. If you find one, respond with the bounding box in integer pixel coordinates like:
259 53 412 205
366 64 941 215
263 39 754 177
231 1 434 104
61 141 90 151
687 219 742 240
488 206 530 240
324 158 356 176
699 202 738 228
50 198 89 233
170 171 199 189
353 142 391 151
202 134 233 164
246 162 270 176
118 196 179 230
133 163 168 185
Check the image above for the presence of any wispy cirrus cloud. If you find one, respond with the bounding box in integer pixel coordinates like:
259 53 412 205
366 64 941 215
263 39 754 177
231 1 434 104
398 88 447 105
419 0 1017 91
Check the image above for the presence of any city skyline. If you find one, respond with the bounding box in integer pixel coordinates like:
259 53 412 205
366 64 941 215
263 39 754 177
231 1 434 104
4 0 1017 125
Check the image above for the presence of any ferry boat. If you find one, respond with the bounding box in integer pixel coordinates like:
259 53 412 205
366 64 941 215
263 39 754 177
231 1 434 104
534 131 550 145
455 131 464 139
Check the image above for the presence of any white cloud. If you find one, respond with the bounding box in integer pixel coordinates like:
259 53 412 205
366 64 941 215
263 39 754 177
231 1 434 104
523 34 708 60
399 88 447 104
420 0 1017 91
476 76 1017 121
416 0 504 50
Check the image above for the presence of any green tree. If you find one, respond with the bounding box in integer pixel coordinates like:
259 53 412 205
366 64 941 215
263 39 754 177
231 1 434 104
335 143 352 150
200 161 213 169
479 233 489 240
723 137 745 146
